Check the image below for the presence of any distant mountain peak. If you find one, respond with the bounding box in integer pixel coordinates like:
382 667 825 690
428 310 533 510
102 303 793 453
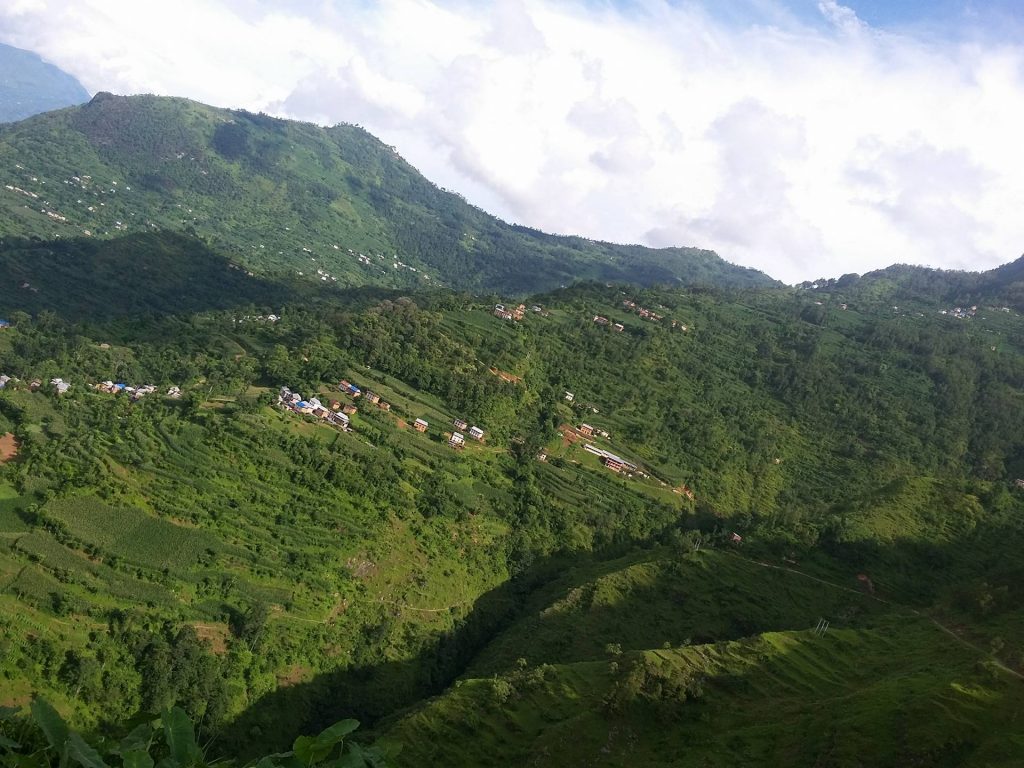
0 93 776 293
0 42 90 123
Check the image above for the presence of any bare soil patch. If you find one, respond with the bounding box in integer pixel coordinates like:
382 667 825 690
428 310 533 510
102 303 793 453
192 622 230 654
276 664 311 687
0 433 18 463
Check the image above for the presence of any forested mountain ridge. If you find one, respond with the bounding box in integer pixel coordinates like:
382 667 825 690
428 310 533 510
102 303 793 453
802 255 1024 313
2 228 1024 764
0 92 773 294
0 42 90 123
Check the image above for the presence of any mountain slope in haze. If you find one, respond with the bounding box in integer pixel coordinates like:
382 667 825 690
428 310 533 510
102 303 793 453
0 42 90 123
0 92 775 294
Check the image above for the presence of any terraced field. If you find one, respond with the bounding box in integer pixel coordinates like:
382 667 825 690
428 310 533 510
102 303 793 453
380 568 1024 767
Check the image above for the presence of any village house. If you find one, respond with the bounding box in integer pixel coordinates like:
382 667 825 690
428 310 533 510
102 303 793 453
378 401 391 412
602 456 625 472
612 323 624 332
453 418 468 431
329 399 341 411
564 391 574 402
593 315 609 325
365 391 380 405
167 386 182 399
469 426 485 441
50 378 70 395
29 379 41 391
131 385 157 401
531 305 542 313
338 380 362 397
493 307 513 321
0 375 10 389
578 423 594 437
414 418 428 433
512 304 526 321
342 403 358 415
0 319 10 330
279 386 351 430
583 443 638 474
449 431 465 449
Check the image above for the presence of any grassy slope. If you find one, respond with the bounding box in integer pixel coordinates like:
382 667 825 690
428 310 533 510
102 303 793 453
381 621 1024 767
0 93 774 294
463 549 884 676
379 549 1024 767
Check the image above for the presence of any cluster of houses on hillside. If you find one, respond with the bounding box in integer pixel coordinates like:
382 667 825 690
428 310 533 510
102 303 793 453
338 379 393 412
0 376 76 395
578 423 610 439
278 387 350 429
493 303 544 321
449 418 485 449
94 381 180 400
620 299 688 330
622 300 665 322
493 303 527 322
236 314 280 324
592 315 625 332
942 306 978 319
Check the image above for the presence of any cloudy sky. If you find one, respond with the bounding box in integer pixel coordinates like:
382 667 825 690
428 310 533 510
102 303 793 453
2 0 1023 283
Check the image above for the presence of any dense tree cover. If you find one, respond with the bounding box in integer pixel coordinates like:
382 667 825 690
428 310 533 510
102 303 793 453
1 241 1024 762
802 254 1024 314
0 93 774 294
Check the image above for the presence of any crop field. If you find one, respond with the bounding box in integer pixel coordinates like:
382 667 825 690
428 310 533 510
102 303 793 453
42 495 222 572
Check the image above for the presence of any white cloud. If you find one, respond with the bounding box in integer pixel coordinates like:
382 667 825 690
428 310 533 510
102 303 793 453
2 0 1023 283
818 1 865 35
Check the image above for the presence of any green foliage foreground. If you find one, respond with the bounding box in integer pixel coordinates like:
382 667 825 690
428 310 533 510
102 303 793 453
1 699 388 768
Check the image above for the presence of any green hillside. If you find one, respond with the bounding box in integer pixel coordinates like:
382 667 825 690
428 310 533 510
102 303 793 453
381 618 1024 767
0 93 773 294
802 255 1024 314
1 233 1024 764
